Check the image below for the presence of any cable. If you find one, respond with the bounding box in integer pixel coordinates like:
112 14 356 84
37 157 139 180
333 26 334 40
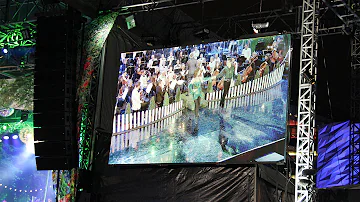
320 36 334 120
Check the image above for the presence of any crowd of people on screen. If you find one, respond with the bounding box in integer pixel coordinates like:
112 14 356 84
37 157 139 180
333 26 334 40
115 35 289 115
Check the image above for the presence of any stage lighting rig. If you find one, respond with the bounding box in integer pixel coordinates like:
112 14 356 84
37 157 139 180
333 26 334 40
252 22 269 33
194 28 210 39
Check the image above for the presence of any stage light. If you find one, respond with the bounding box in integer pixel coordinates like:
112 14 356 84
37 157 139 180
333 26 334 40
302 70 315 85
194 28 210 39
2 125 6 130
3 136 9 140
252 22 269 29
20 111 29 122
302 168 317 176
2 48 8 54
0 139 2 142
12 135 18 140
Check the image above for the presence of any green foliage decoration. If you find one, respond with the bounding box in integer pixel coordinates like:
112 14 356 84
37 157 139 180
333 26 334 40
0 76 33 110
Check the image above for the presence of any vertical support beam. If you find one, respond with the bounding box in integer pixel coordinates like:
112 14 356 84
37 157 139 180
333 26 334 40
295 0 319 202
350 31 360 185
5 0 11 23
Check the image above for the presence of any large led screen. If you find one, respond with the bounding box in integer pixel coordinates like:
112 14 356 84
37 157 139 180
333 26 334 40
109 34 291 164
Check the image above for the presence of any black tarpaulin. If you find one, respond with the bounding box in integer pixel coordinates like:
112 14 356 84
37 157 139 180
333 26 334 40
98 166 255 202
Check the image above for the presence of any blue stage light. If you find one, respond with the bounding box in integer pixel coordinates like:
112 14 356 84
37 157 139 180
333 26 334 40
3 136 9 140
2 48 8 54
12 135 18 140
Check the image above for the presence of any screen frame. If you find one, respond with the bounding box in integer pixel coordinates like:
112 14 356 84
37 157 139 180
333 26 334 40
104 31 293 167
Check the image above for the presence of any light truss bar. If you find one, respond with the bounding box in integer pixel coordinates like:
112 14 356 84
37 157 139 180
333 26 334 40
295 0 319 202
350 30 360 185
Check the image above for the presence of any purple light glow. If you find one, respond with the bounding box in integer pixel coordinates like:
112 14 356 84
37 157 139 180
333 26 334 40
3 136 9 140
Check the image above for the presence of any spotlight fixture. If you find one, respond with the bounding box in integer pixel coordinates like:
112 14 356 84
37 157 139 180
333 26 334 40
2 47 8 54
252 22 269 33
12 135 18 140
21 29 31 40
3 136 9 140
193 28 210 39
303 70 315 85
20 111 29 122
302 168 317 176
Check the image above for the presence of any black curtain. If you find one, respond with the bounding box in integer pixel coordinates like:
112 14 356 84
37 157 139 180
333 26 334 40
97 27 130 133
98 166 255 202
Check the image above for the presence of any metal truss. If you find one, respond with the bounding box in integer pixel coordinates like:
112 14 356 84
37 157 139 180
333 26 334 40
0 21 36 48
0 1 67 49
350 30 360 185
79 67 99 170
295 0 319 202
321 0 360 188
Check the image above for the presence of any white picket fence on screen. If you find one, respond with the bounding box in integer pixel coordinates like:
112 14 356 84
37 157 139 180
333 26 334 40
113 100 184 134
110 112 183 153
208 82 283 109
206 64 285 104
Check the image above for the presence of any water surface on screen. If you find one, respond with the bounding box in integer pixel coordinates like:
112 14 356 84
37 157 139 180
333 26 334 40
109 34 291 164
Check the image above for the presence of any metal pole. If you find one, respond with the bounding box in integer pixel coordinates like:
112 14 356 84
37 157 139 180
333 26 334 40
5 0 11 22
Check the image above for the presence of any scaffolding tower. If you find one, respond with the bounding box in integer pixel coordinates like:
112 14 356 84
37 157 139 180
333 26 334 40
295 0 319 201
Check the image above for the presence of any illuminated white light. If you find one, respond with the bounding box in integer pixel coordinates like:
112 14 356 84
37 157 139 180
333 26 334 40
2 125 6 130
4 186 7 188
9 188 12 190
0 140 2 142
3 136 9 140
34 141 45 143
12 135 18 139
26 141 35 154
35 190 37 192
14 189 17 191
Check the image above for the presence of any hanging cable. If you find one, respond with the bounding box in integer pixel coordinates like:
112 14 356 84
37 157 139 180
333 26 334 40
321 37 334 120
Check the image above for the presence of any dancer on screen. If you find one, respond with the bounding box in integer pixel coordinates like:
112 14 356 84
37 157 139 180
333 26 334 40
215 58 236 108
188 68 203 117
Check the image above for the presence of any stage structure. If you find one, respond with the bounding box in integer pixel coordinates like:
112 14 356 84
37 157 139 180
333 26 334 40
295 0 318 201
77 12 118 170
351 27 360 186
0 21 36 49
320 0 360 188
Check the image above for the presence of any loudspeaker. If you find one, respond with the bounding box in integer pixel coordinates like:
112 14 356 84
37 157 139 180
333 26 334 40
34 10 81 170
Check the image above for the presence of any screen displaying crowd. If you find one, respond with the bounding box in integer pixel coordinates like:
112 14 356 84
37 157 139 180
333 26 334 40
110 34 291 164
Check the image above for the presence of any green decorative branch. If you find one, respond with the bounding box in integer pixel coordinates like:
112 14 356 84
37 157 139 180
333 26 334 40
0 75 33 110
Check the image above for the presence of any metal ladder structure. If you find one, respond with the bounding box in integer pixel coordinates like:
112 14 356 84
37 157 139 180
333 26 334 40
295 0 319 201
